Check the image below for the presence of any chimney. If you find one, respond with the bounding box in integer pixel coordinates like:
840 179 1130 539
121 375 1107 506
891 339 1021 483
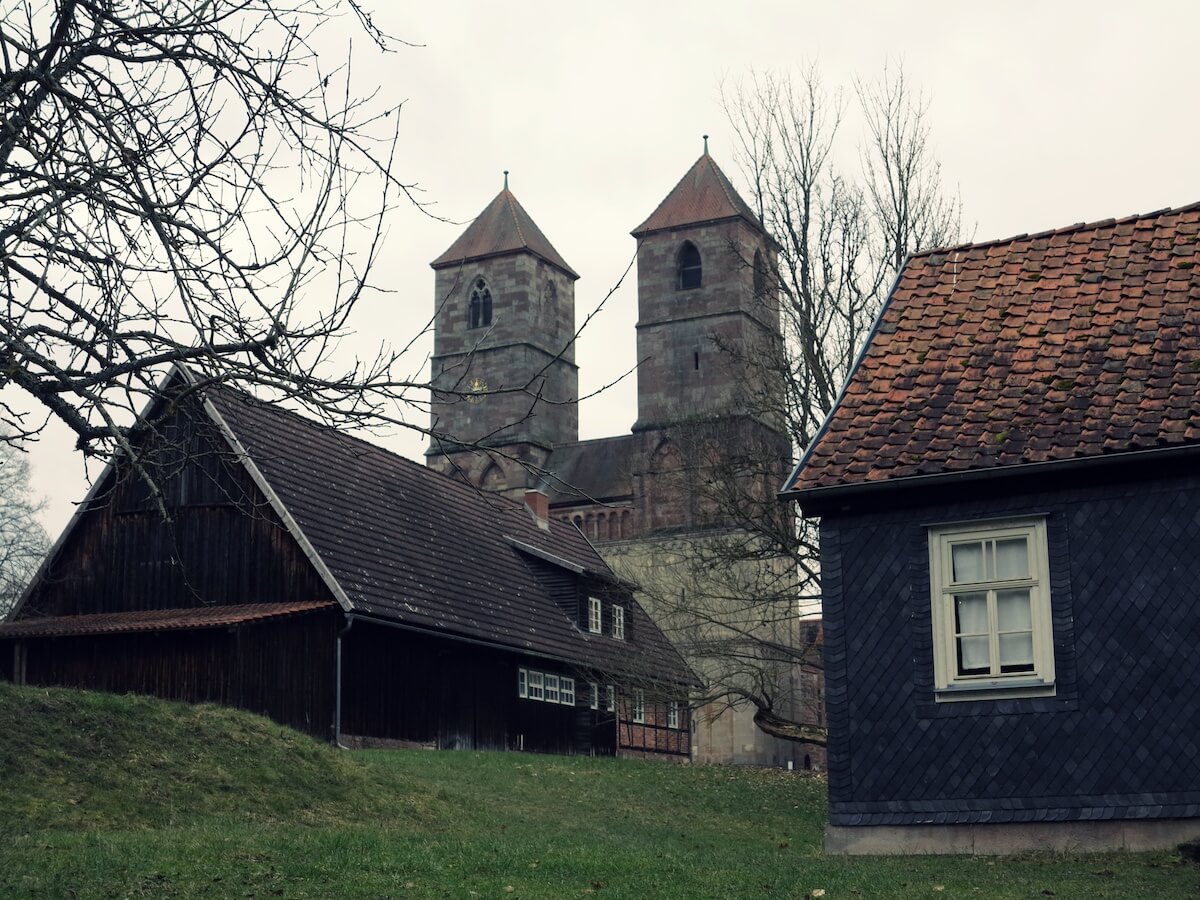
524 489 550 530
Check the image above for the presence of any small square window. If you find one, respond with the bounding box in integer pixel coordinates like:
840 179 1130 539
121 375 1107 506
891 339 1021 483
560 676 575 706
545 674 560 704
632 688 645 724
518 668 528 699
587 597 602 634
667 700 680 729
589 681 599 710
929 518 1055 700
612 605 625 641
605 685 615 713
529 670 544 701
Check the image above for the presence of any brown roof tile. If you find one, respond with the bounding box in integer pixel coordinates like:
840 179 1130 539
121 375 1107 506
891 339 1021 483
785 202 1200 496
431 189 578 279
631 153 765 237
204 387 693 685
0 601 335 638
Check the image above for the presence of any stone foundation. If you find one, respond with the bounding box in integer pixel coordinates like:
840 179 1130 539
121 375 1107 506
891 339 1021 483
825 818 1200 855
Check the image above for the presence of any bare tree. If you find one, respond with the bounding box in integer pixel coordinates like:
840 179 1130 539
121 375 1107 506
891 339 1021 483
0 0 448 473
0 439 48 617
642 64 964 745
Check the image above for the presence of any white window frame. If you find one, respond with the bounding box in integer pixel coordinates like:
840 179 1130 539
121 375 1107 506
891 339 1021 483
560 676 575 706
587 596 602 633
545 673 560 704
605 685 615 713
518 668 528 699
528 670 544 701
667 700 680 729
612 605 625 640
632 688 646 723
589 681 599 710
928 517 1055 701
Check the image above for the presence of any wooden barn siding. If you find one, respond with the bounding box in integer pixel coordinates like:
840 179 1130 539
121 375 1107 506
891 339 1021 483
18 610 338 736
341 621 690 757
22 410 331 618
821 464 1200 827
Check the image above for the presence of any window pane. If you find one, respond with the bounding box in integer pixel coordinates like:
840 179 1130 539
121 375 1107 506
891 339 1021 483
951 542 985 583
996 589 1032 631
954 593 988 635
957 635 990 674
995 538 1029 580
999 632 1034 670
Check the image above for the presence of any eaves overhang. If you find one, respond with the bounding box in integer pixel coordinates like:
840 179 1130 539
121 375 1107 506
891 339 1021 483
781 441 1200 516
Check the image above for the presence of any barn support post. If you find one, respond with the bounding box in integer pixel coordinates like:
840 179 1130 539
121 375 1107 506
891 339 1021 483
334 616 354 748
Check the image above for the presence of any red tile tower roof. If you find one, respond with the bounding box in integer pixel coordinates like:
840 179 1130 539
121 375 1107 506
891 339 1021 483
632 152 765 237
784 202 1200 497
431 186 578 279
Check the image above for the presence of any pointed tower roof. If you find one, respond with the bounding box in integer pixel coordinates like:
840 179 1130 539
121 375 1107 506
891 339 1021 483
431 181 579 279
632 150 765 238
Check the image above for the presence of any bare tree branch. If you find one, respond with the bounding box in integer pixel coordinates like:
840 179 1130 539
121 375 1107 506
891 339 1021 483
635 63 965 745
0 0 487 475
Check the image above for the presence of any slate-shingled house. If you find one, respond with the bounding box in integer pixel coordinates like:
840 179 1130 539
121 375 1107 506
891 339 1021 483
0 372 696 758
783 203 1200 853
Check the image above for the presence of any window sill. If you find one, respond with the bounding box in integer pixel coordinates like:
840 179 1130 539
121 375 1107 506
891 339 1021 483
935 677 1055 703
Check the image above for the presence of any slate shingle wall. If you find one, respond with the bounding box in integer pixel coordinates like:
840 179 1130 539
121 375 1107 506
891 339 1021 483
824 466 1200 826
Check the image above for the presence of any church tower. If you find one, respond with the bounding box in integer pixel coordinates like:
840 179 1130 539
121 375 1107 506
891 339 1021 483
630 143 782 432
426 177 579 496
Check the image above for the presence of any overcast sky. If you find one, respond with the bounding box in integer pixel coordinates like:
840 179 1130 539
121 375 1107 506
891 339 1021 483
24 1 1200 535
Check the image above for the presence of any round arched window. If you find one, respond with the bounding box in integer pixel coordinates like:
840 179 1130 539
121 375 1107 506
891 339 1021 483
677 241 702 290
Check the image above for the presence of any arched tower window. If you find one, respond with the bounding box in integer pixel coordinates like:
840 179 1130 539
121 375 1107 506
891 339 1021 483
677 241 702 290
752 248 767 298
469 278 493 329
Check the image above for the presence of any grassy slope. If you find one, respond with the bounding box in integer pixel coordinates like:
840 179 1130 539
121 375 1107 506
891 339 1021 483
0 683 1196 899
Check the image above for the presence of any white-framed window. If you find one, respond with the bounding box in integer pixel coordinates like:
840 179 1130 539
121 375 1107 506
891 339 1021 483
545 674 560 704
928 517 1055 699
529 670 544 701
560 676 575 706
589 681 599 710
667 700 680 729
587 596 602 633
605 685 615 712
612 605 625 640
632 688 646 723
518 668 528 699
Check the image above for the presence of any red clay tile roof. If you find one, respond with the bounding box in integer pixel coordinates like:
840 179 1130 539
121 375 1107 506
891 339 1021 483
632 153 765 237
0 601 336 639
785 202 1200 496
431 188 579 279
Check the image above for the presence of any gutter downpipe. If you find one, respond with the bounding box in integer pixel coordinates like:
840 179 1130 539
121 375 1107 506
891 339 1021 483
335 616 355 749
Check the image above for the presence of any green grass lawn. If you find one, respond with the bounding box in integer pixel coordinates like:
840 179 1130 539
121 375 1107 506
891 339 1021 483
1 683 1197 898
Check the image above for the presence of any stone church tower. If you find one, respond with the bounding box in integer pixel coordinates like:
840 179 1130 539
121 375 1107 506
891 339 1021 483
631 148 782 435
428 150 822 769
426 178 579 496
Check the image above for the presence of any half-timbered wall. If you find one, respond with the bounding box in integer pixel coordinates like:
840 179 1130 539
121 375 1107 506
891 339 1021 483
821 464 1200 827
617 694 690 759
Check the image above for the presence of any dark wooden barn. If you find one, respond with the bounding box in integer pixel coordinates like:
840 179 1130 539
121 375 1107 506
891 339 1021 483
783 203 1200 853
0 372 696 759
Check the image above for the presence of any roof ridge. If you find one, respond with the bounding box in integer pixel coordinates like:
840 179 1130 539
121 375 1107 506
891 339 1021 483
912 200 1200 260
707 155 747 217
503 189 528 248
206 384 529 510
